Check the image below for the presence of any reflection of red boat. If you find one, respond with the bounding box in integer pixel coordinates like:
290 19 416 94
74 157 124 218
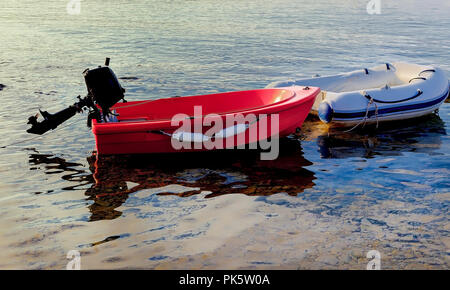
92 86 319 155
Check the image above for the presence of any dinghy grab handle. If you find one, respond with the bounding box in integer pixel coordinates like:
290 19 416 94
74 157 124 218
363 89 423 104
409 77 426 83
419 69 435 76
364 64 392 75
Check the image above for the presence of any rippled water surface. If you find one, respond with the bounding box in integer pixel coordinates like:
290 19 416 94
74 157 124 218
0 0 449 269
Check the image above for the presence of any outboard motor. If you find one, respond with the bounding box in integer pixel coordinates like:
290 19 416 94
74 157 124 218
27 58 126 135
83 58 125 115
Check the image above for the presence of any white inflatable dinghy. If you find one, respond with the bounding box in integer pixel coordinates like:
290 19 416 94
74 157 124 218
267 63 449 127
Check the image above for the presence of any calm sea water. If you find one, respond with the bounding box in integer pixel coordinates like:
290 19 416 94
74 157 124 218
0 0 449 269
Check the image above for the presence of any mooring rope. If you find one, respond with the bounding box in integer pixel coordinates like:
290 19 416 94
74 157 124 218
113 99 155 109
344 94 379 132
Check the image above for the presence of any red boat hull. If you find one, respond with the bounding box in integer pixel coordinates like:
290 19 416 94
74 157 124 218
92 86 319 155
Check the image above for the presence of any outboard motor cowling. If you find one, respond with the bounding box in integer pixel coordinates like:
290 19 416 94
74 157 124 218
83 64 125 115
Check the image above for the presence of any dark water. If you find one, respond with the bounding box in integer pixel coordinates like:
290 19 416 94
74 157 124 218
0 0 449 269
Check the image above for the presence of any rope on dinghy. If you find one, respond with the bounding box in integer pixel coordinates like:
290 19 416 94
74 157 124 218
344 93 379 133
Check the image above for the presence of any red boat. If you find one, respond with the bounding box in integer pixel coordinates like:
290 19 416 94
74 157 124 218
92 86 319 155
25 59 318 156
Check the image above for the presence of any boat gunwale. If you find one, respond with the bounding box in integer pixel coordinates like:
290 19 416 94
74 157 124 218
92 87 320 135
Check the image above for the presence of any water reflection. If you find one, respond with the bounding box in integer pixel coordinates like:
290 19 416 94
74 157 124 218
309 114 446 159
86 138 316 221
26 113 447 223
29 138 316 222
28 149 93 191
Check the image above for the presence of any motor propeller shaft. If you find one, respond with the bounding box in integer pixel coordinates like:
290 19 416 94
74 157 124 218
26 95 98 135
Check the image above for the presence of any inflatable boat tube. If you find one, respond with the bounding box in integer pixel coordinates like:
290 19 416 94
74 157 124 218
267 63 449 127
